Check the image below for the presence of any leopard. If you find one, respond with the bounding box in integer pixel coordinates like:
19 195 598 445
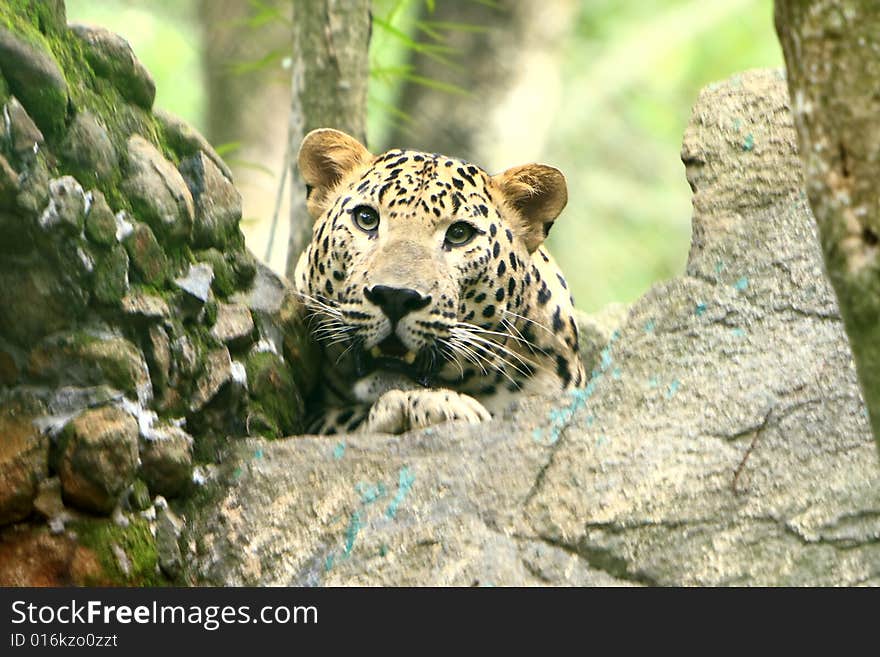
293 128 586 435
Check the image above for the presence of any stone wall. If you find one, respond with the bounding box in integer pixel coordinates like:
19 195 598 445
0 1 316 584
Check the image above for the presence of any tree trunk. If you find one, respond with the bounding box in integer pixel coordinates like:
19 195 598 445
775 1 880 442
384 0 575 171
285 0 371 279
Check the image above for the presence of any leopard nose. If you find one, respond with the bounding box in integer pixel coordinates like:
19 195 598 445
364 285 431 324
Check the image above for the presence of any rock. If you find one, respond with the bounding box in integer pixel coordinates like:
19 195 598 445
0 347 19 385
32 476 65 521
59 111 117 186
121 292 170 320
139 426 193 498
4 96 43 157
243 351 302 437
122 222 169 285
83 190 117 246
195 248 235 296
230 261 319 414
230 250 257 287
180 151 242 249
122 135 194 242
0 27 68 136
155 504 184 579
14 152 50 216
58 405 138 515
91 244 129 306
190 347 233 413
0 527 106 586
0 153 20 210
0 256 87 347
210 303 254 348
188 70 879 586
574 302 629 375
38 176 86 234
127 479 151 511
175 262 213 304
69 24 155 110
145 324 172 393
155 108 233 182
233 261 285 317
0 394 47 526
27 332 152 404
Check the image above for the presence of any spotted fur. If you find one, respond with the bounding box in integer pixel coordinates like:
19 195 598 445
294 129 585 434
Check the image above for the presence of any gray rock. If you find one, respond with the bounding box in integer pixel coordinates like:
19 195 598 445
179 151 242 249
0 394 48 526
121 292 170 320
27 332 152 405
83 190 118 247
232 261 285 316
14 153 50 216
190 347 232 413
58 405 138 515
155 504 184 579
574 302 629 376
0 255 87 347
139 425 193 498
210 303 254 348
187 70 880 586
0 28 68 136
175 263 213 304
195 248 236 296
122 135 194 243
154 108 233 182
4 96 44 156
38 176 86 234
69 24 155 110
59 111 117 185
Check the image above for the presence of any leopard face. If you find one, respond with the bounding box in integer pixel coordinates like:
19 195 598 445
295 129 584 415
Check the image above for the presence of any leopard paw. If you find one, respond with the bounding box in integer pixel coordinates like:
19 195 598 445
361 388 491 435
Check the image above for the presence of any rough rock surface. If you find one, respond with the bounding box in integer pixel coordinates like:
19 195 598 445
58 405 138 514
188 70 879 586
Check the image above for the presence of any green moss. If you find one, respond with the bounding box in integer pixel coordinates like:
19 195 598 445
72 517 165 586
195 248 235 298
92 243 129 305
202 298 218 327
244 351 304 438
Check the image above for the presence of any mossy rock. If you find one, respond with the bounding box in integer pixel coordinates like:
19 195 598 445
244 351 304 437
71 517 167 585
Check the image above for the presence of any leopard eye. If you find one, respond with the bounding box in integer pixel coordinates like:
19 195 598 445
351 205 380 233
445 221 476 247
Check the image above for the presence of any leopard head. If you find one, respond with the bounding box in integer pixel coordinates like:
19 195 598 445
296 128 568 388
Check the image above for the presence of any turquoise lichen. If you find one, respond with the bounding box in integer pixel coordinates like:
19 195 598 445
385 466 415 519
332 441 345 460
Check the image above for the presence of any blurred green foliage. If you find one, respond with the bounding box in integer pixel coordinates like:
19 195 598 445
65 0 782 311
546 0 782 310
67 0 205 130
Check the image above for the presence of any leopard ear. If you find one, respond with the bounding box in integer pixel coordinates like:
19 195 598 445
493 163 567 253
298 129 372 216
